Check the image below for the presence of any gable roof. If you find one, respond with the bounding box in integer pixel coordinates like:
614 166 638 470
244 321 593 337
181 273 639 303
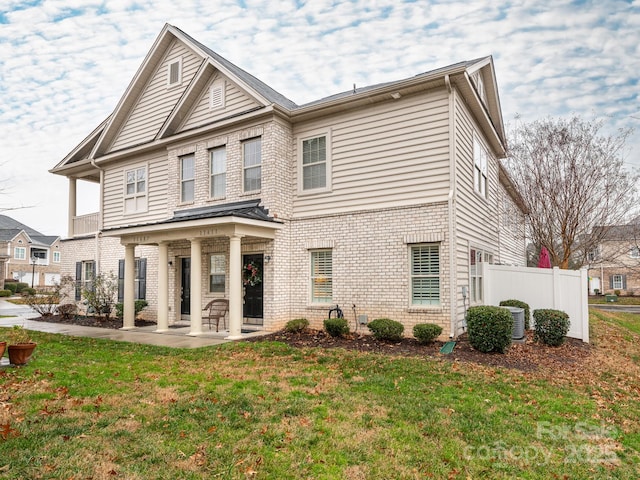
52 23 506 173
0 215 60 246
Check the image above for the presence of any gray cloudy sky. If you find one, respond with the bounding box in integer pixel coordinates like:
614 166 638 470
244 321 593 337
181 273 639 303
0 0 638 235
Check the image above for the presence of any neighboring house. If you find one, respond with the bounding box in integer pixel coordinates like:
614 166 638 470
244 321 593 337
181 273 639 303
0 215 62 288
49 24 526 339
586 221 640 295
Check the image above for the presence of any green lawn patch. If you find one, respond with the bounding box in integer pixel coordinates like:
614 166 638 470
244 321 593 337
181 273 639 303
1 324 638 479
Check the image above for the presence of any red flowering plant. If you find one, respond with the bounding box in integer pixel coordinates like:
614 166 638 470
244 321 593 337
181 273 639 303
243 261 262 287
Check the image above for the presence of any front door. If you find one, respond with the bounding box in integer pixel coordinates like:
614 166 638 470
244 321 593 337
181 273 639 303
243 254 263 324
180 257 191 319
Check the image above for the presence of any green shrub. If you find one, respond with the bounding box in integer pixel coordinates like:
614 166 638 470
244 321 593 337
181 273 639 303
413 323 443 344
466 306 513 353
533 309 570 346
285 318 309 333
499 299 531 329
22 287 37 296
4 282 17 294
115 300 149 319
0 290 11 297
368 318 404 342
614 289 621 296
15 282 29 293
324 317 349 337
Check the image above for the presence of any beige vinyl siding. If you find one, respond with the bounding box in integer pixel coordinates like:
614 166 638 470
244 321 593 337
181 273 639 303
102 150 169 229
110 40 201 152
292 90 450 217
179 73 260 132
452 88 500 329
497 181 526 266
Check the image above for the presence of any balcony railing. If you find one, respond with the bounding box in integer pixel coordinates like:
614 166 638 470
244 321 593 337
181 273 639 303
72 212 99 236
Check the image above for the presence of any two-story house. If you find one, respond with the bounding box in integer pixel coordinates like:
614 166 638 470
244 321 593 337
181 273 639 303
0 215 61 288
50 24 526 339
586 220 640 295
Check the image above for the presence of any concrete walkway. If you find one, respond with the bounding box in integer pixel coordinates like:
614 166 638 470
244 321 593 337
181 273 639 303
0 299 267 352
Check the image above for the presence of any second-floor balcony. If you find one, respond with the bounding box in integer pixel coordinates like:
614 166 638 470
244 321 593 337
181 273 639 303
72 212 99 237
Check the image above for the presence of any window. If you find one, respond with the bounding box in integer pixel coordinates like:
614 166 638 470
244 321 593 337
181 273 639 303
210 254 226 293
411 244 440 306
243 137 262 192
31 249 47 261
210 80 225 109
53 251 60 263
611 274 626 290
473 135 488 198
75 260 95 300
210 147 226 198
301 135 328 191
310 250 332 303
469 248 494 303
473 71 486 103
180 155 195 203
117 258 147 302
168 59 182 86
124 166 147 213
14 246 26 260
630 247 640 258
587 247 600 262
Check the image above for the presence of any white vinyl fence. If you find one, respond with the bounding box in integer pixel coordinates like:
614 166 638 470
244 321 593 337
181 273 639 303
481 264 589 343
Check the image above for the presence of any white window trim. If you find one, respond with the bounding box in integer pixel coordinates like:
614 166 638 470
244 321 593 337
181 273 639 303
310 249 333 304
123 163 149 214
298 129 332 194
167 58 182 87
473 134 489 199
14 246 26 260
209 254 226 293
410 243 441 307
630 246 640 258
180 154 195 204
209 79 226 110
612 274 623 290
242 137 262 193
209 146 226 199
53 251 61 263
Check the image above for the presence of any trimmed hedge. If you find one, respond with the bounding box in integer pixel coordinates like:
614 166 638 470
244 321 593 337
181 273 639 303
285 318 309 333
413 323 442 344
15 282 29 294
324 318 349 337
0 290 11 297
466 305 513 353
533 309 570 346
4 282 17 294
499 299 531 329
368 318 404 342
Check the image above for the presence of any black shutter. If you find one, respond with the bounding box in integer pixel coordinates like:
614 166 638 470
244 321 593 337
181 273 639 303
610 276 614 289
118 259 125 302
75 262 82 301
623 275 627 290
138 258 147 300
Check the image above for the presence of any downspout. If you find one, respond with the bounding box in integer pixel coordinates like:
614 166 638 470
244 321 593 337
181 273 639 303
445 74 458 339
90 158 105 274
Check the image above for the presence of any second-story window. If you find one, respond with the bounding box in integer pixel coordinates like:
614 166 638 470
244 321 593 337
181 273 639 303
302 135 327 190
243 137 261 192
181 155 195 203
473 135 488 198
124 166 147 213
14 246 26 260
210 146 226 198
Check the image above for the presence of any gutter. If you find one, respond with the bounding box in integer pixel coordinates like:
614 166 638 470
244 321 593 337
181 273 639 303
446 75 458 339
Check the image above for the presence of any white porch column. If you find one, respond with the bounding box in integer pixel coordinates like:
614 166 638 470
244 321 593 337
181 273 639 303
156 242 169 332
188 238 203 336
122 243 136 330
68 177 77 238
227 234 243 339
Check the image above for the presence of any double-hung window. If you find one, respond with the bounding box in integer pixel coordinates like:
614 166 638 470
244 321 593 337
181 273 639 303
611 274 626 290
301 135 328 191
124 166 147 213
473 135 488 198
53 251 61 263
210 147 226 198
243 137 262 192
14 246 26 260
180 155 195 203
411 244 440 306
310 249 332 303
75 260 95 300
210 254 226 293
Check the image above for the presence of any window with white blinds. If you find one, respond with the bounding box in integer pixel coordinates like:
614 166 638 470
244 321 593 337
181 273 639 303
243 137 262 192
210 146 226 198
310 249 332 303
411 244 440 305
473 135 488 198
180 155 195 203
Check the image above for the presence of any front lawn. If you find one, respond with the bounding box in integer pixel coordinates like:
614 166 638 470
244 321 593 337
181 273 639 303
1 312 639 479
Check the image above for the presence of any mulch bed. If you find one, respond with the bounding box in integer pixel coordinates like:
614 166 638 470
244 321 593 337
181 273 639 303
31 315 591 372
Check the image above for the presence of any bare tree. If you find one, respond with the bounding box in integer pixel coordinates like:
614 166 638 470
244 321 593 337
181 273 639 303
505 115 638 269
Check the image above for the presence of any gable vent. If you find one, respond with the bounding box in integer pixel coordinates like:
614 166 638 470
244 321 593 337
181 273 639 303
210 81 225 110
168 59 181 86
